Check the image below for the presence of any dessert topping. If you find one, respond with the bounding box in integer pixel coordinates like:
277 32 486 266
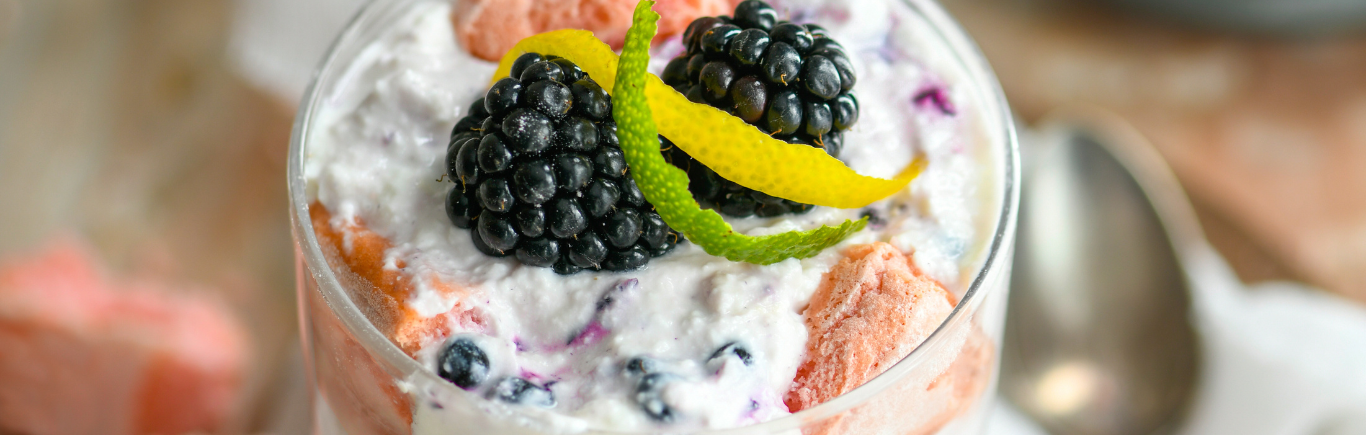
610 0 865 264
447 53 681 273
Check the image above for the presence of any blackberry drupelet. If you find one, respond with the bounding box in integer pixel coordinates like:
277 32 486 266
446 53 682 274
663 0 861 218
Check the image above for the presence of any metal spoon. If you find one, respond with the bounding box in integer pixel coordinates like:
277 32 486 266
1001 109 1202 435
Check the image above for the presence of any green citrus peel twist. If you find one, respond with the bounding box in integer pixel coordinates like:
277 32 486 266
488 28 927 210
486 0 926 264
594 0 861 264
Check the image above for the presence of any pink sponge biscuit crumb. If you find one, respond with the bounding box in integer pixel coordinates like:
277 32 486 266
786 242 956 411
452 0 741 61
0 240 248 435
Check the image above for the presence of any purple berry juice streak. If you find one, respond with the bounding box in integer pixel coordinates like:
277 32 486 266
564 278 638 347
914 86 956 116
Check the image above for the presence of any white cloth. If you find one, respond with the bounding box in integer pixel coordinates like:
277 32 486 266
228 0 367 104
988 246 1366 435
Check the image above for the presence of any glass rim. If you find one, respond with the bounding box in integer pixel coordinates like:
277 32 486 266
286 0 1020 432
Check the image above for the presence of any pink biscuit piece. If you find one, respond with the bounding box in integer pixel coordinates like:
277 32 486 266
0 240 247 435
786 242 956 411
452 0 740 61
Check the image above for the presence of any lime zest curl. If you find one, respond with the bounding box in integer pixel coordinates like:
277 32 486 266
611 0 865 265
488 30 926 210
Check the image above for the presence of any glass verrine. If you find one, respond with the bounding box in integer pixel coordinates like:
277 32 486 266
288 0 1019 433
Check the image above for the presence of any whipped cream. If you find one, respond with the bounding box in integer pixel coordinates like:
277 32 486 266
304 0 996 431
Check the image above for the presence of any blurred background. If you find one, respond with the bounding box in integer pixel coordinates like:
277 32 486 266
0 0 1362 432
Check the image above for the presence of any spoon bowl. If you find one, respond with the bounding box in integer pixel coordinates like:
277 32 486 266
1002 112 1201 435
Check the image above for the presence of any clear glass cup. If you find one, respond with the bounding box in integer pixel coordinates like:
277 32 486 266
288 0 1019 433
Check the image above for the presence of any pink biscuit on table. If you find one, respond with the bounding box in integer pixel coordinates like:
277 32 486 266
452 0 740 61
787 242 956 411
0 240 247 435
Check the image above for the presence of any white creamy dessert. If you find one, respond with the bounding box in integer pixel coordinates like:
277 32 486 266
303 0 997 432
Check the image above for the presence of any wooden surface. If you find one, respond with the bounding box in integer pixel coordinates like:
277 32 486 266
942 0 1366 302
0 0 304 431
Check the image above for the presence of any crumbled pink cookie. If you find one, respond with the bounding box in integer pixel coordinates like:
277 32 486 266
0 240 247 435
452 0 740 61
786 242 956 411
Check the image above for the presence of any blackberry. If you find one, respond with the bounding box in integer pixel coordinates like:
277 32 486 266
446 53 682 274
663 0 860 218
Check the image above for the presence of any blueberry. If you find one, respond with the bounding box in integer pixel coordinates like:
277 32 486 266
832 93 859 131
509 53 545 80
484 78 523 117
553 153 593 193
516 237 560 267
437 337 489 389
770 22 813 52
801 55 841 100
478 177 517 213
733 0 777 31
477 211 520 252
512 159 556 205
765 90 803 135
624 356 657 375
492 377 555 407
699 61 736 102
729 76 768 123
513 206 546 238
634 373 676 422
549 197 588 238
502 109 554 154
761 42 801 85
709 342 754 366
525 80 573 119
803 98 832 137
602 244 649 271
583 179 621 218
553 117 598 152
445 187 474 229
568 231 609 269
593 147 627 179
601 208 643 248
519 60 564 83
570 79 611 121
728 28 770 66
